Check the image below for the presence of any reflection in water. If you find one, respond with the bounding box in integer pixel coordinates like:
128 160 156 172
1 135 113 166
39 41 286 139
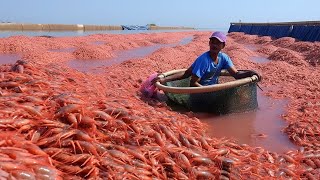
250 56 270 63
0 54 20 65
68 36 193 73
244 44 270 63
244 44 259 51
197 90 298 153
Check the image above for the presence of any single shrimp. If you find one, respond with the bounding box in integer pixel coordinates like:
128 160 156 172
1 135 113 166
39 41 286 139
10 170 36 180
154 132 165 147
75 140 98 156
190 156 213 166
179 133 191 148
93 110 113 121
55 104 81 118
66 113 78 128
159 125 181 147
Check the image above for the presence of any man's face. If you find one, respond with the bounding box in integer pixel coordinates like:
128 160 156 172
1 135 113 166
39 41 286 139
209 38 225 53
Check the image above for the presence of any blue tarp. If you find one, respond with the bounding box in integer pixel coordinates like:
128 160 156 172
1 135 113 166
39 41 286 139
266 25 291 38
228 24 320 42
228 24 241 33
121 25 150 30
316 27 320 41
304 26 317 41
290 25 312 41
239 25 252 34
249 26 269 36
257 26 270 36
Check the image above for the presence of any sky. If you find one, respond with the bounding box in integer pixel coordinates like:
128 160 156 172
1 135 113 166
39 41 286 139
1 0 319 31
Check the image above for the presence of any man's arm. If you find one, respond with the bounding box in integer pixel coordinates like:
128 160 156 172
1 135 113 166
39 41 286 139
190 74 202 87
227 66 262 81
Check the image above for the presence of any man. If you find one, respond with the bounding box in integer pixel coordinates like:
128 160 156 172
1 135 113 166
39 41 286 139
156 31 261 86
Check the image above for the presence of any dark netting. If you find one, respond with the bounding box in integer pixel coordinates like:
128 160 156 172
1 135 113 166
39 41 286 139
165 77 258 114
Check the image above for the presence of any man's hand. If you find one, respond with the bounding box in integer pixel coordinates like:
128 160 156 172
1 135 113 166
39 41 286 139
232 69 262 81
248 70 262 81
151 74 165 84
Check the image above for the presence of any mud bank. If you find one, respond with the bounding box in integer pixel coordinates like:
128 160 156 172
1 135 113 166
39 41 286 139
0 32 319 179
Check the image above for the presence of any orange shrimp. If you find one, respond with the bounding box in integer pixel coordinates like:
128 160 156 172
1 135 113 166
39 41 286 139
54 163 82 175
66 113 78 128
182 148 204 159
154 132 165 147
175 153 191 170
121 145 148 163
72 154 93 166
51 152 76 163
94 143 108 155
10 170 36 179
264 151 275 163
59 129 93 142
17 125 33 133
279 168 298 178
81 165 99 178
208 148 230 159
305 172 317 180
17 155 49 166
282 154 298 164
179 133 191 148
198 136 210 150
190 156 213 166
313 158 320 168
0 161 26 171
19 104 42 117
304 159 317 169
159 125 181 147
55 104 81 118
93 110 113 121
30 130 42 143
22 142 48 156
105 149 132 163
0 81 19 88
131 159 152 170
192 169 214 180
75 140 98 156
0 169 9 178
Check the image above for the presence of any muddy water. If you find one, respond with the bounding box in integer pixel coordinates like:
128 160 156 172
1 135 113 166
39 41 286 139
0 54 20 65
244 44 270 63
198 90 299 153
68 36 193 73
244 44 259 51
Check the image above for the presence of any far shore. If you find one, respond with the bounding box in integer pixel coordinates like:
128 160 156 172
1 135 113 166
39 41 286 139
0 22 194 31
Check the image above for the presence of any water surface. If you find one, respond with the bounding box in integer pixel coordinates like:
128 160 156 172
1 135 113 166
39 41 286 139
0 54 20 65
68 36 194 73
197 90 298 153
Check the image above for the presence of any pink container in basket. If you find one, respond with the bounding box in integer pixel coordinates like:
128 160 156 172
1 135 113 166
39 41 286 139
140 73 158 98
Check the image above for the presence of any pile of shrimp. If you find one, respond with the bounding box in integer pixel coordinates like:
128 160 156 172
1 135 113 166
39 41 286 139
1 32 320 179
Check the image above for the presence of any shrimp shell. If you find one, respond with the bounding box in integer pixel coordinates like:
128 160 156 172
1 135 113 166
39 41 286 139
55 104 81 118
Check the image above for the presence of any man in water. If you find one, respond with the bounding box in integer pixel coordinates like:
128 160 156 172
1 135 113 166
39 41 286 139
155 31 261 86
